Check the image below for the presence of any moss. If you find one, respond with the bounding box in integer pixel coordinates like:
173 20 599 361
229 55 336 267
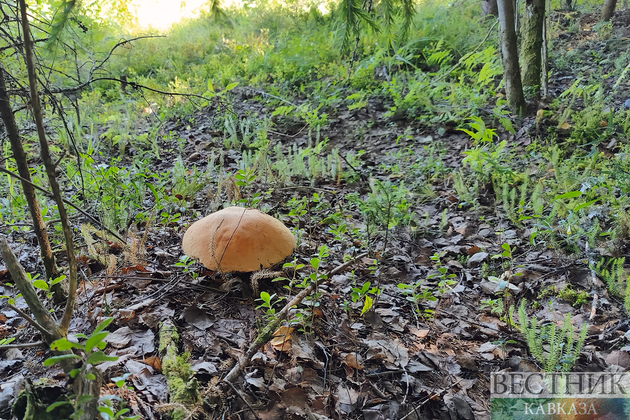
158 321 180 354
159 321 199 407
163 352 199 404
557 286 589 307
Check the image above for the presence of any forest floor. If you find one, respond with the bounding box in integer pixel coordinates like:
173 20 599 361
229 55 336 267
2 9 630 420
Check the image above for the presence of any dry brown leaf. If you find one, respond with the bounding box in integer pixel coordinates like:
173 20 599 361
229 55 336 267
343 353 363 370
143 355 162 372
467 245 480 256
270 326 293 350
408 326 429 339
118 309 135 323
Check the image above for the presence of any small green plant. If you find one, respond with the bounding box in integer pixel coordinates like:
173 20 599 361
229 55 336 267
515 301 587 372
593 257 626 303
30 274 66 301
480 298 504 315
492 243 516 271
458 116 498 144
97 374 139 420
175 255 198 280
273 245 329 332
349 281 380 317
557 286 589 307
426 252 457 294
397 279 437 322
256 291 284 320
234 167 263 207
43 318 138 419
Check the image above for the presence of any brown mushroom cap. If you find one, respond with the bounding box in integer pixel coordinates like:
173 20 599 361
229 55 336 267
182 207 295 272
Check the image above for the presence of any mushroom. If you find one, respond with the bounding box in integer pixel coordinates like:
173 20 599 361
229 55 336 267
182 207 295 272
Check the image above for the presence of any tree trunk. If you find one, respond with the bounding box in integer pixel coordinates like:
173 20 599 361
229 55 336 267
17 0 77 331
541 10 548 97
520 0 546 97
16 1 100 418
601 0 617 21
0 66 59 286
482 0 498 17
497 0 526 115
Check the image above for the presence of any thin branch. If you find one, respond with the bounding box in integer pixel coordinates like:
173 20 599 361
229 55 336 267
0 341 44 349
8 304 50 337
19 0 76 333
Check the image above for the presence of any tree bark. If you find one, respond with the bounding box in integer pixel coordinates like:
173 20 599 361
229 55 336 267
18 0 77 332
0 66 58 285
497 0 526 115
601 0 617 21
520 0 546 97
482 0 498 17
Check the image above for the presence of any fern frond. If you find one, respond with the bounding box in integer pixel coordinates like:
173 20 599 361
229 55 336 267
397 0 415 45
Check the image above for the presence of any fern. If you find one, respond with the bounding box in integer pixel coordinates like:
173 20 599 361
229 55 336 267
516 301 587 372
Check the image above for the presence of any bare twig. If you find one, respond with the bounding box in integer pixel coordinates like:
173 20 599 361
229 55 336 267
0 341 44 349
8 304 50 337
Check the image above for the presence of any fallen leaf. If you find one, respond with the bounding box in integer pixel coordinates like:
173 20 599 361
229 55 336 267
342 352 363 369
143 355 162 371
270 326 293 351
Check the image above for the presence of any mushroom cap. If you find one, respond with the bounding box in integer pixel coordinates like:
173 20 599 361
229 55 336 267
182 207 295 272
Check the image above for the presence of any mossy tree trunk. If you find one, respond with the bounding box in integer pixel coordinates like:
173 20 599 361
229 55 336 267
601 0 617 21
497 0 526 115
520 0 545 98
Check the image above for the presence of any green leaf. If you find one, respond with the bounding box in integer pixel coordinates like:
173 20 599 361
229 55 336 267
50 338 83 351
32 280 49 291
98 406 115 418
554 191 581 200
86 351 118 365
260 291 270 303
360 295 373 316
85 373 96 380
43 354 81 366
114 408 130 417
573 198 599 212
85 331 109 352
46 400 72 412
49 275 66 286
225 82 239 91
93 317 114 334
